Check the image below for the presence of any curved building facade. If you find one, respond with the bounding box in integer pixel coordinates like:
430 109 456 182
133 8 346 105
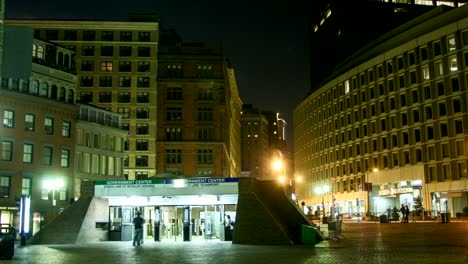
294 5 468 219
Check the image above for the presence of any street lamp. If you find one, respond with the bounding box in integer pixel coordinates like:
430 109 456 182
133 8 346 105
43 178 65 207
314 184 330 221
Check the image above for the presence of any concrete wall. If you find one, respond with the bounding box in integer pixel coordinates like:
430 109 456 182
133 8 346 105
233 177 323 245
29 196 109 244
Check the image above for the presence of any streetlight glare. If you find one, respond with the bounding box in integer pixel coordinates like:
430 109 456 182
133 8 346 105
372 168 379 173
272 159 283 171
295 175 302 183
278 175 287 184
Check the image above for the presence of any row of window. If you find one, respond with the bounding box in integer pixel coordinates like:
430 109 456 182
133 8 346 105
80 46 151 57
76 152 122 177
163 64 215 79
2 110 71 137
0 175 67 201
76 129 124 152
80 76 151 88
122 149 214 167
41 30 152 42
1 140 70 167
166 87 214 100
310 99 463 145
310 32 468 110
82 61 151 73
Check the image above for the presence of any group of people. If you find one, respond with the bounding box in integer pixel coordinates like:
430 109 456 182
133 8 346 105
399 204 410 223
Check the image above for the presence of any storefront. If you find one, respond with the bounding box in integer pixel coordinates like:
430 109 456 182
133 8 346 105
373 180 423 215
95 178 238 242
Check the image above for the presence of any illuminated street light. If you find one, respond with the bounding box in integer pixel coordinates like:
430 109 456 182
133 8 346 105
43 178 65 206
315 184 330 221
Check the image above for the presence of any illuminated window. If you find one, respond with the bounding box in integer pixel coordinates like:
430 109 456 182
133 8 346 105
448 35 456 51
61 149 70 167
1 141 13 161
100 61 113 72
3 110 14 128
422 65 430 80
450 56 458 72
23 143 33 163
344 80 350 94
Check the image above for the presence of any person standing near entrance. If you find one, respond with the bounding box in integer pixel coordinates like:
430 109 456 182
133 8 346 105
133 212 145 246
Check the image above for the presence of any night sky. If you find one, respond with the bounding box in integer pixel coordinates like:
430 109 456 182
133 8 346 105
6 0 317 148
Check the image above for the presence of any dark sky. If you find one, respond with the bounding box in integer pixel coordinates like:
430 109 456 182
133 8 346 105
6 0 315 148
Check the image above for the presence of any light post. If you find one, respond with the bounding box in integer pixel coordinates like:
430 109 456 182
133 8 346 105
315 184 330 223
365 168 378 217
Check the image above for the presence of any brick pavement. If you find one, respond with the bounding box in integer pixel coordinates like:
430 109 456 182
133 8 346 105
6 222 468 264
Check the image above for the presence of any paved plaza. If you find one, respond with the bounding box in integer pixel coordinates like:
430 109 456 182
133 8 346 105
4 221 468 264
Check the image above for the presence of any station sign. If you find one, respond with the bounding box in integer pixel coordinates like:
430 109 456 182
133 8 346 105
94 178 238 197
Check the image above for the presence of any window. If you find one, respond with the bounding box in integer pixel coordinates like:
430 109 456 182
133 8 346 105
82 46 95 56
119 61 132 72
425 106 433 120
435 60 443 76
422 65 430 80
100 46 113 56
24 114 35 131
137 92 149 103
120 31 132 41
167 87 183 100
441 123 448 137
118 76 131 88
45 117 54 134
61 149 70 167
117 107 130 119
138 47 151 57
0 176 10 198
62 121 71 137
101 31 114 41
118 92 131 103
23 143 33 163
397 56 404 71
198 108 213 121
454 98 462 113
451 77 460 92
165 149 182 164
197 149 213 164
198 88 213 100
448 36 456 51
100 61 113 72
196 65 214 78
80 76 94 87
166 127 182 141
137 61 150 72
137 77 150 88
45 30 58 40
136 123 149 135
80 92 93 103
167 107 182 121
135 155 148 166
450 56 458 72
43 146 53 165
3 110 14 128
167 64 183 78
136 139 149 151
408 52 416 65
99 77 112 88
136 108 149 119
198 127 214 141
433 41 441 56
119 46 132 57
344 80 350 94
386 60 393 74
21 177 31 196
455 119 463 134
420 46 428 61
81 61 94 71
138 32 151 42
1 141 13 161
83 31 96 41
99 92 112 103
439 103 447 116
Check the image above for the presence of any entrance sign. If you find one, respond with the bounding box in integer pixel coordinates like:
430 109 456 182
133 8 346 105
95 178 239 197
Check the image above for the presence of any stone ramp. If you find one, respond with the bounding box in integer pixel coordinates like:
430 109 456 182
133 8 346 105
29 196 108 244
233 177 324 245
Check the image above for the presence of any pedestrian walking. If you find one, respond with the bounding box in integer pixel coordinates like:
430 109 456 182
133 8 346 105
133 211 145 246
404 205 410 223
399 204 406 223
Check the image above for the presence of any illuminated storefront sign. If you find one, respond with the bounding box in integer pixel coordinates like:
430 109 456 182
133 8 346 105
378 187 413 196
